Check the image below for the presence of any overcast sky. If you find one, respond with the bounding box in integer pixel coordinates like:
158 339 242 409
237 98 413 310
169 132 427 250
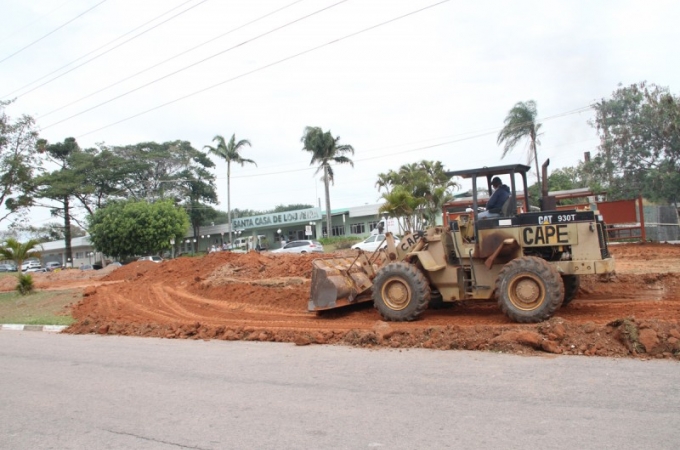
1 0 678 229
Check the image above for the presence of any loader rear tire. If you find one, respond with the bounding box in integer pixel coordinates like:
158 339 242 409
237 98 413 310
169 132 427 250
496 257 564 323
561 275 580 306
372 262 430 322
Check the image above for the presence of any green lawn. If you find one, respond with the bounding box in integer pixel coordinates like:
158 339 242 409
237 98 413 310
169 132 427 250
0 289 79 325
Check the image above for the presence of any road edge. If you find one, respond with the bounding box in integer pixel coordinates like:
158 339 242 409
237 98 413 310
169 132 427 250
1 324 67 332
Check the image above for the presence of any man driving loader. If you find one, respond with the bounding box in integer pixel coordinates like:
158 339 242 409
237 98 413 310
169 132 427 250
478 176 510 219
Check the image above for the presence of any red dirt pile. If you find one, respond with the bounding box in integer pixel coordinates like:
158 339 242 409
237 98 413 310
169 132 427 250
15 243 680 359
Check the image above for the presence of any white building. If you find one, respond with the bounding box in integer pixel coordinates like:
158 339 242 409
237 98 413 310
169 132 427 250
35 203 398 261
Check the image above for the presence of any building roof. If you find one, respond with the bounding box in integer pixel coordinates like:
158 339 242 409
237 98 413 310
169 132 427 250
40 235 92 251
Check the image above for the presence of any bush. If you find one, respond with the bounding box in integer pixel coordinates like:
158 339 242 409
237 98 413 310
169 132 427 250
318 236 362 250
16 274 34 295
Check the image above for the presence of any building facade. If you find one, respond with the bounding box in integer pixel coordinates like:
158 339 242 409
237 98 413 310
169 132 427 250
34 204 395 263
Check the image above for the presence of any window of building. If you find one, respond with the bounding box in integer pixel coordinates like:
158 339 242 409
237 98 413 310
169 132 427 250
368 221 380 231
331 225 345 236
75 252 83 259
350 223 365 234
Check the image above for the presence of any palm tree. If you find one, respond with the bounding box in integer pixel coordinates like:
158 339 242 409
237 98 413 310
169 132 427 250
497 100 543 187
0 238 42 273
204 134 256 246
376 161 459 231
301 127 354 238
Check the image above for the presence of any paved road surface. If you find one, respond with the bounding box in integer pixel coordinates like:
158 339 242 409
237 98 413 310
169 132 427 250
1 332 679 449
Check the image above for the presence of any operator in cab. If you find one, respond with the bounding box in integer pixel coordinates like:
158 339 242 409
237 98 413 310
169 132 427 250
478 176 510 219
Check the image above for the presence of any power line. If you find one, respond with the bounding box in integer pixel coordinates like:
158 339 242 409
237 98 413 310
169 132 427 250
0 0 77 45
73 0 452 138
0 0 109 65
3 0 208 99
39 0 307 118
42 0 348 129
71 101 595 185
225 105 595 179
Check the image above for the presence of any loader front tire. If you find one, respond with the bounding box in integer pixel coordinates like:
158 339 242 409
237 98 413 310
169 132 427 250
561 275 580 306
372 262 430 322
496 257 564 323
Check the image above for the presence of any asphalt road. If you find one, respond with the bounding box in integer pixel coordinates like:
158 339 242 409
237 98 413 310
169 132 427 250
1 332 679 450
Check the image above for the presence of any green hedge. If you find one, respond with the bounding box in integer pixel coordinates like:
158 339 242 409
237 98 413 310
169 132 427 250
318 236 363 250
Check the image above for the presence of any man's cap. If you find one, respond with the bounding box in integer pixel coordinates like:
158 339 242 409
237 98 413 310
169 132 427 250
491 176 502 185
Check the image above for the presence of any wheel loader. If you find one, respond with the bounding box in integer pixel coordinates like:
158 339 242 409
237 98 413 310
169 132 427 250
309 162 615 323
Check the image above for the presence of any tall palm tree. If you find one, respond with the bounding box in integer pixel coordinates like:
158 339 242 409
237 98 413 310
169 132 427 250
301 126 354 238
204 134 256 246
0 238 42 272
497 100 543 187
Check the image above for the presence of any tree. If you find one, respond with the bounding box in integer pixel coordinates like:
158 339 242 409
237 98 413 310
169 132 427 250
204 134 255 245
588 82 680 204
376 160 459 232
33 137 84 264
301 127 354 237
19 222 86 243
0 238 42 295
497 100 543 187
105 140 218 237
527 166 590 206
111 140 217 202
0 237 42 272
68 146 136 214
271 204 314 213
88 199 190 260
177 160 218 239
378 185 422 233
0 100 41 226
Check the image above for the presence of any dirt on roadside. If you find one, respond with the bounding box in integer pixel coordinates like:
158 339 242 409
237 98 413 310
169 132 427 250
9 242 680 359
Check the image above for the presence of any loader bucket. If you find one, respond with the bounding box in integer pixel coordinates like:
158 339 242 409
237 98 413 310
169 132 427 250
309 255 378 311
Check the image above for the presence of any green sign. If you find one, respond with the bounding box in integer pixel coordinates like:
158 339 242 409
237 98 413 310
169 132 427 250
232 208 322 230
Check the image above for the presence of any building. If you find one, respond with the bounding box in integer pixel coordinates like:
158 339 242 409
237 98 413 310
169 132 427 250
40 235 103 268
34 204 395 262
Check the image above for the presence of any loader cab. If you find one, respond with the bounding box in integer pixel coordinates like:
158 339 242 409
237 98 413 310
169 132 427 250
445 164 531 242
446 163 531 221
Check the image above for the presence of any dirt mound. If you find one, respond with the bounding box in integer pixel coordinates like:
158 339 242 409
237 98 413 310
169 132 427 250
54 243 680 359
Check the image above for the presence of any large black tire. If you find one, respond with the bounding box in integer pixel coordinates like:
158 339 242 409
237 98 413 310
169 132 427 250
496 257 564 323
428 291 454 310
372 262 431 321
561 275 580 306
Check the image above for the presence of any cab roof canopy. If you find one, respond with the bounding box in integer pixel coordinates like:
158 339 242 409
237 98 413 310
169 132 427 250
445 163 532 212
445 164 531 180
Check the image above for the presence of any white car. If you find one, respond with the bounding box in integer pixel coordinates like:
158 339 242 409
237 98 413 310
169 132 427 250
271 240 324 254
21 260 41 271
351 234 399 252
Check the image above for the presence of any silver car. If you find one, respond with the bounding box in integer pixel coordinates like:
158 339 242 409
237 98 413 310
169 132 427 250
138 256 163 263
45 261 62 271
272 240 324 254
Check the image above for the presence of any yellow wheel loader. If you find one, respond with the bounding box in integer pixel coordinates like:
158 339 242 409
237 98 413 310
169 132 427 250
309 162 615 323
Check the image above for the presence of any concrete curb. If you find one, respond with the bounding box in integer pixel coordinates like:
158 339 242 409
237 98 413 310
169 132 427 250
1 324 67 332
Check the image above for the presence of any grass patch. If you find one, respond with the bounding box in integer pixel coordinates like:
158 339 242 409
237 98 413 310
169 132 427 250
0 289 79 325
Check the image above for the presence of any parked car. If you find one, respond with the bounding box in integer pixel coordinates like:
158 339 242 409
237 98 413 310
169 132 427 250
351 234 400 252
271 240 324 254
138 256 163 263
21 260 41 271
45 261 62 271
25 266 48 273
0 263 17 272
80 264 97 271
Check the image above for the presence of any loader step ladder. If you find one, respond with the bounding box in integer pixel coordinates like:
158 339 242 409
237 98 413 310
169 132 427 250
466 249 489 296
